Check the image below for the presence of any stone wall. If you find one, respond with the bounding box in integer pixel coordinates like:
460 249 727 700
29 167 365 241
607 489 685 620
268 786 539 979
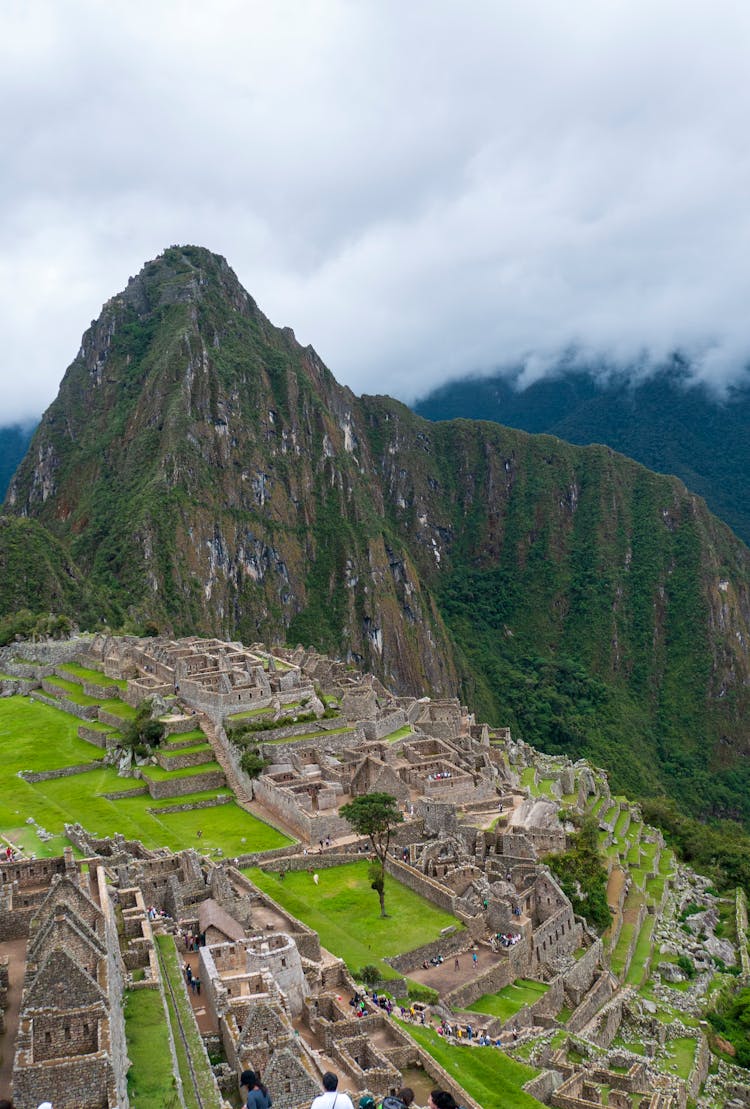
386 928 470 974
252 774 352 842
97 868 130 1109
147 796 233 815
31 688 99 720
77 724 112 748
563 940 603 1006
156 747 214 771
566 973 614 1033
383 857 457 913
361 710 407 741
12 1050 117 1109
98 707 131 730
140 769 226 799
20 761 103 783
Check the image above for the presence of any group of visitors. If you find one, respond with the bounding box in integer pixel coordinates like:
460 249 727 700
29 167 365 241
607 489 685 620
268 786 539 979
3 844 17 862
491 930 521 948
426 771 451 781
146 904 175 923
183 962 201 994
239 1066 459 1109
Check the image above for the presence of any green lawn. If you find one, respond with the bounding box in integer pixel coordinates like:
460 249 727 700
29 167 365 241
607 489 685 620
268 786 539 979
0 697 290 856
610 923 635 976
666 1036 697 1080
385 725 414 742
163 728 206 746
264 725 352 744
625 915 655 987
140 761 222 781
468 979 550 1022
59 662 128 689
156 935 221 1108
401 1023 544 1109
124 988 180 1108
246 862 462 979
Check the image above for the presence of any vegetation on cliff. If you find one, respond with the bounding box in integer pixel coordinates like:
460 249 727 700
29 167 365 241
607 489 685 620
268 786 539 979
4 245 750 845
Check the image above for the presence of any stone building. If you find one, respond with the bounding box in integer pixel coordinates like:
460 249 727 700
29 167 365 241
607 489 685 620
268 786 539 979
12 873 128 1109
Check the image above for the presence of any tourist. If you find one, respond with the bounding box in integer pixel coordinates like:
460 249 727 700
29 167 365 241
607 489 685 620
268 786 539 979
428 1092 457 1109
472 950 478 967
380 1089 414 1109
310 1071 354 1109
454 956 459 970
313 873 319 885
0 1100 15 1109
240 1069 272 1109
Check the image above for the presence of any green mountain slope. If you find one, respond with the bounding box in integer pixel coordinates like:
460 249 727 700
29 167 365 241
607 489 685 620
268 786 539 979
0 515 112 631
6 246 750 828
414 367 750 547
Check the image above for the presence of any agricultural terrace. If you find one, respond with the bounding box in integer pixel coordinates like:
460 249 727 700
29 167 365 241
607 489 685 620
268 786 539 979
246 862 463 980
0 696 291 857
467 979 549 1021
401 1023 545 1109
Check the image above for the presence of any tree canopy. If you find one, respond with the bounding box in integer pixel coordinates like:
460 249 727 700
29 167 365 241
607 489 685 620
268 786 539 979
340 792 404 917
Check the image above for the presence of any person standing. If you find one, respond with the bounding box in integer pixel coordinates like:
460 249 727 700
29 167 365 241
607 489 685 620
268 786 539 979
310 1071 354 1109
240 1069 272 1109
428 1093 457 1109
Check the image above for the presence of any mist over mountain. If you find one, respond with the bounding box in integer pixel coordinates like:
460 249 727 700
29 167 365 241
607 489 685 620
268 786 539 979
0 422 36 501
415 366 750 548
5 245 750 832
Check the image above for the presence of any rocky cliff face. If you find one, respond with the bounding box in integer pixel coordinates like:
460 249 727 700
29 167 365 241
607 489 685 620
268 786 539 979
6 246 750 819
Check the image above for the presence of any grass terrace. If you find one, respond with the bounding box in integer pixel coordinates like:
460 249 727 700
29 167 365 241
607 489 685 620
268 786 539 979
226 701 303 723
401 1023 544 1109
246 862 462 980
467 979 550 1022
263 725 352 744
58 662 128 690
624 915 656 987
385 725 414 742
0 696 290 856
163 728 207 746
124 988 179 1108
139 760 222 781
156 934 222 1108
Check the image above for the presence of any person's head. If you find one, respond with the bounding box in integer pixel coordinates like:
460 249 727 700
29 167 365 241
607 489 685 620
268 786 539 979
397 1090 415 1107
428 1092 457 1109
240 1070 258 1090
0 1100 15 1109
322 1072 339 1092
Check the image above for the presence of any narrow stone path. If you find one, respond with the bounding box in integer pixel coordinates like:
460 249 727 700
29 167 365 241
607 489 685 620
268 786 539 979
0 937 27 1100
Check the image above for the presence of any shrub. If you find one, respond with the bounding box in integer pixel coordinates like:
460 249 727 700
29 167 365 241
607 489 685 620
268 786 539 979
406 982 439 1004
677 955 696 979
360 965 381 987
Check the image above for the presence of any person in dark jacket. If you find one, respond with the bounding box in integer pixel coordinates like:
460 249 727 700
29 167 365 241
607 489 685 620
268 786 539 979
240 1069 272 1109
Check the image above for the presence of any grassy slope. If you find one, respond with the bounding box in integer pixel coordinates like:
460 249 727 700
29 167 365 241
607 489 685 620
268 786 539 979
246 863 461 979
0 696 290 856
124 988 180 1108
402 1022 544 1109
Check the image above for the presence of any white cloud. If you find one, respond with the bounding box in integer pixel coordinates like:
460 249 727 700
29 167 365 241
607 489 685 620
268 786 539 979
2 0 750 420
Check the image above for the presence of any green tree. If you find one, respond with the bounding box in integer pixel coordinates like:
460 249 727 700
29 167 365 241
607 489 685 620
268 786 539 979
544 815 611 933
122 700 165 754
239 748 270 779
339 792 404 917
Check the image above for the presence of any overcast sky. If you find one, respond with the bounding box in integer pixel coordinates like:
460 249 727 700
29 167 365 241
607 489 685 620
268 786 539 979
3 0 750 423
